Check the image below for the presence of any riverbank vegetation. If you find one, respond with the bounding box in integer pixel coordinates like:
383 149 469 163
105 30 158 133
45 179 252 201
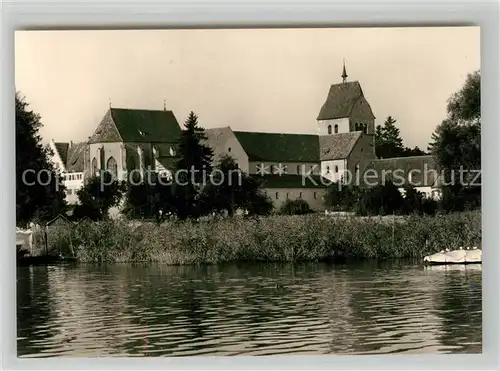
40 211 480 264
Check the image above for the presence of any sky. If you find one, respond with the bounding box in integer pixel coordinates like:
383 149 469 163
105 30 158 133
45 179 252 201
15 27 480 150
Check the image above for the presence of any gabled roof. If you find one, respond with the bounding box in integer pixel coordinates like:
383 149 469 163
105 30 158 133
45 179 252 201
233 131 319 162
54 142 69 165
66 142 86 172
204 127 234 150
319 132 362 161
253 174 328 189
53 142 86 172
361 155 440 188
317 81 375 121
89 108 182 144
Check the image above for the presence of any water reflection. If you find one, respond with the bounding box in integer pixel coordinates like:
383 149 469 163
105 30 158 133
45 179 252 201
17 262 482 357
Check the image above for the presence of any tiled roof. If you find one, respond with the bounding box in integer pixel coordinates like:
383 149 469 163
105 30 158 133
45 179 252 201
54 142 69 164
233 131 319 162
317 81 375 120
254 174 328 189
319 132 361 160
361 155 440 188
65 142 86 172
90 108 182 143
53 142 86 172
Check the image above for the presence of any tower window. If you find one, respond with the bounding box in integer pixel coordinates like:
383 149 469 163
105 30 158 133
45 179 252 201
326 166 330 174
334 124 339 134
327 125 332 135
335 165 339 173
228 147 232 153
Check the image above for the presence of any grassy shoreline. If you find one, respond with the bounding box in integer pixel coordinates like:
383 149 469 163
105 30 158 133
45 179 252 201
41 212 481 265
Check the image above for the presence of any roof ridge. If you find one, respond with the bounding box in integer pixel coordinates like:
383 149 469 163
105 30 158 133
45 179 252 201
371 154 434 162
110 107 174 113
233 130 318 137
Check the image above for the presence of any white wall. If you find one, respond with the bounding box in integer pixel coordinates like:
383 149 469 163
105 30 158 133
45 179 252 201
317 118 349 135
321 159 345 183
264 187 327 211
249 161 321 175
64 172 84 204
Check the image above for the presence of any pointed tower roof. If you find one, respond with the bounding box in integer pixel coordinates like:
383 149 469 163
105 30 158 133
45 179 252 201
342 60 348 83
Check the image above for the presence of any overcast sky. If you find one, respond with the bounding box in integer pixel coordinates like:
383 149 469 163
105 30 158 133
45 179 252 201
15 27 479 150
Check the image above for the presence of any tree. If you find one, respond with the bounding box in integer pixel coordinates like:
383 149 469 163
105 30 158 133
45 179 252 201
173 111 214 219
429 70 481 211
16 93 67 226
375 116 405 158
324 183 361 211
401 146 427 157
358 180 404 216
121 173 175 222
375 116 427 158
198 155 274 216
73 172 124 220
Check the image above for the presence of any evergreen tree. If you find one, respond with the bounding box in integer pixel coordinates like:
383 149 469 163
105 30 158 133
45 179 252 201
16 93 67 226
374 116 405 158
174 111 214 219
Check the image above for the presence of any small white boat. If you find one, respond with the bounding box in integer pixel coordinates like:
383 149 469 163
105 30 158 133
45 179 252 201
423 247 481 265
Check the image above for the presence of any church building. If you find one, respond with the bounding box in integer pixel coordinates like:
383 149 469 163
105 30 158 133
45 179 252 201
50 63 441 210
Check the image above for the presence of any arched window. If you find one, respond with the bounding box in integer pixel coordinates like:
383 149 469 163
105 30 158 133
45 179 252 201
106 157 118 178
228 147 232 153
335 165 339 173
327 125 332 135
334 124 339 134
92 158 98 175
326 166 330 174
275 192 279 199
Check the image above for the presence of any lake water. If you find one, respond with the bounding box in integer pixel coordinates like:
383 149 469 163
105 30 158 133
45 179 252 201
17 261 482 357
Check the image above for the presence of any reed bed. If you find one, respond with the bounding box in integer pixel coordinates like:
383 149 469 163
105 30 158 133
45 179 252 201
44 211 481 264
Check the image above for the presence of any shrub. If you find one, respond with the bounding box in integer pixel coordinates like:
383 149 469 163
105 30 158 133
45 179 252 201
279 199 313 215
46 211 481 264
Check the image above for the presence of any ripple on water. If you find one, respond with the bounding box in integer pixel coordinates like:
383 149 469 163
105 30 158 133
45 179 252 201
16 262 482 357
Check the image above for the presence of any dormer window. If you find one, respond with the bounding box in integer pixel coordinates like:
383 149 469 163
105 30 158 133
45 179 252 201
138 130 146 136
